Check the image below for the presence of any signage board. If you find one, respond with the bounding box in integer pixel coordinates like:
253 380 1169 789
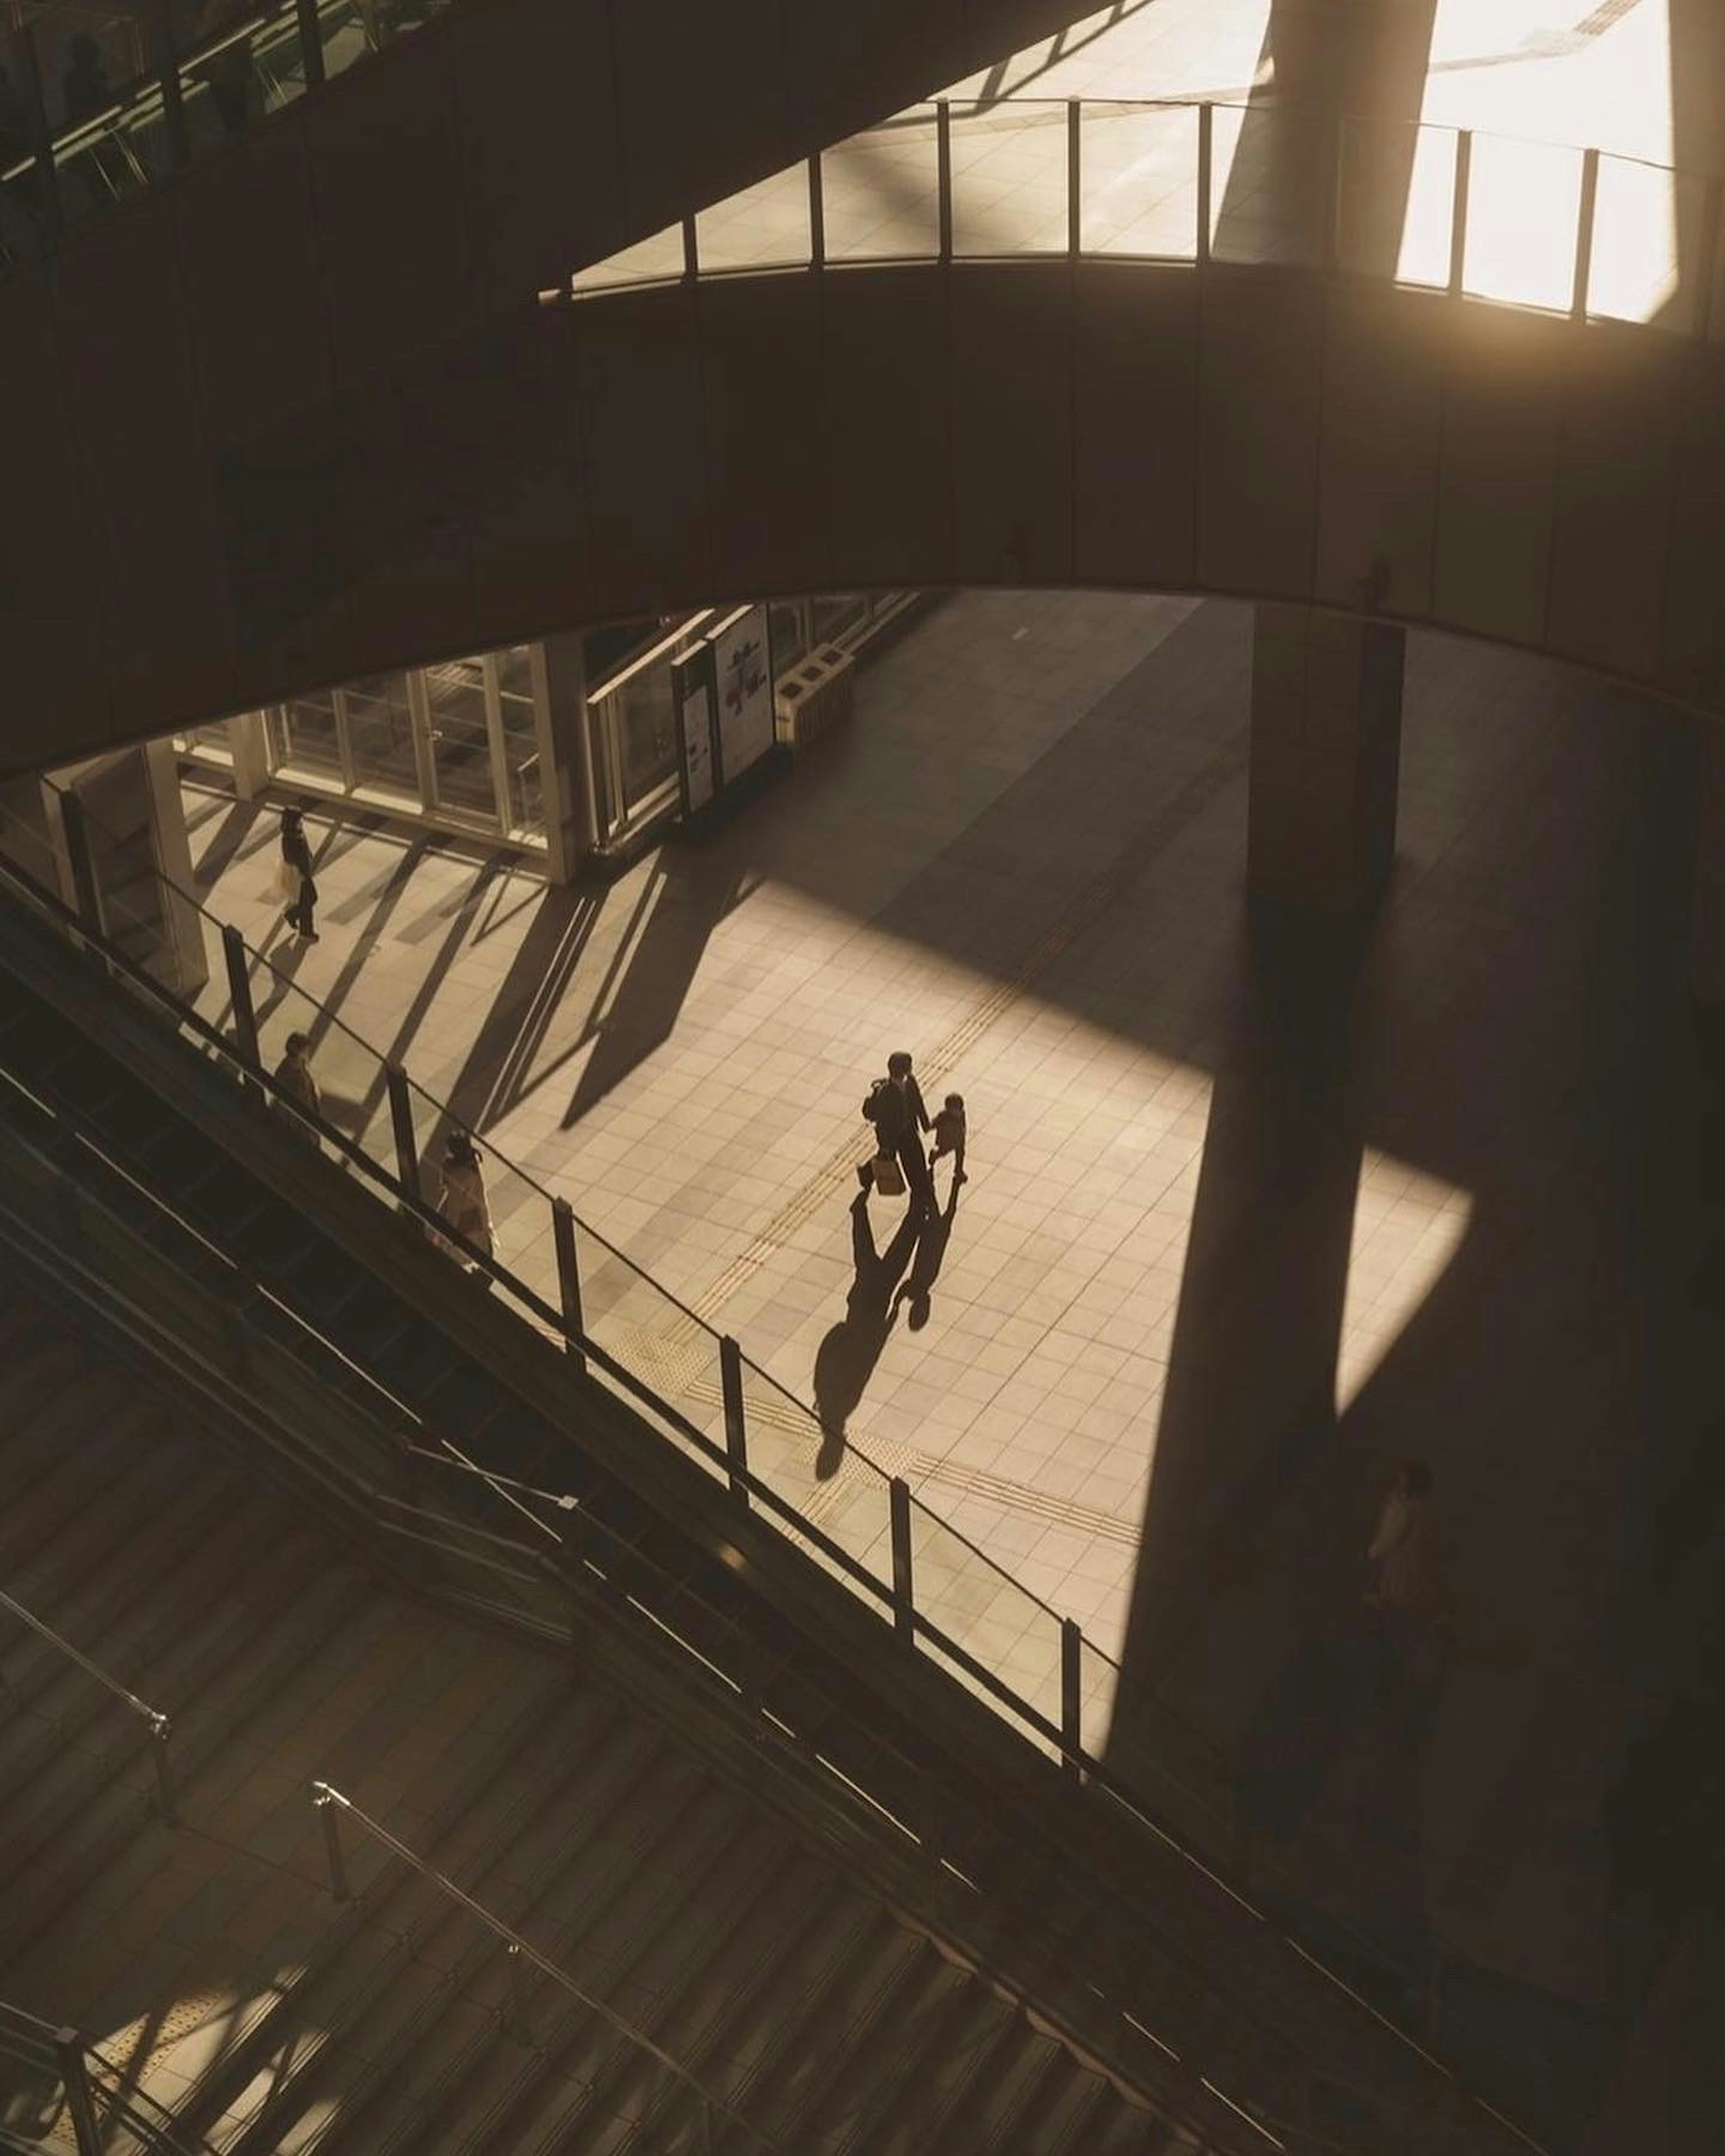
672 645 718 817
711 605 774 783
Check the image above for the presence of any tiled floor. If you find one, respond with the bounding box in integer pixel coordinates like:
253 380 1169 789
178 588 1720 2111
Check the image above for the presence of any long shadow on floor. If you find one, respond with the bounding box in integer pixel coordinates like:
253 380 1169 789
813 1195 930 1480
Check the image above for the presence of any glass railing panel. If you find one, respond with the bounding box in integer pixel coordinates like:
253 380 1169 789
1588 152 1698 331
948 98 1067 258
906 1493 1062 1759
571 221 685 294
1209 102 1336 269
819 102 939 263
575 1231 730 1475
1077 1639 1242 1866
308 0 383 88
695 159 810 275
737 1355 893 1594
1079 100 1199 259
1336 116 1455 288
1462 131 1583 313
51 104 157 232
177 8 307 156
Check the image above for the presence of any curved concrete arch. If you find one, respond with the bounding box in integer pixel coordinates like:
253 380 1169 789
9 249 1725 772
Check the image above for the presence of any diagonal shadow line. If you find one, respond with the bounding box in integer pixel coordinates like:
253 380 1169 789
302 837 434 1054
188 798 263 889
438 887 606 1137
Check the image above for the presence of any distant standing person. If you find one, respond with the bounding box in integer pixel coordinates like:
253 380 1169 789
273 1031 320 1144
279 807 318 943
1365 1458 1438 1616
60 34 111 128
432 1130 493 1272
858 1050 933 1215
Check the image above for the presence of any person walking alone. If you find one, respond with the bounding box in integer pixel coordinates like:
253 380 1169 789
273 1031 321 1145
431 1130 494 1273
858 1050 934 1216
279 806 318 944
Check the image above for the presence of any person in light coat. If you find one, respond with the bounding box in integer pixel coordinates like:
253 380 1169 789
432 1129 494 1272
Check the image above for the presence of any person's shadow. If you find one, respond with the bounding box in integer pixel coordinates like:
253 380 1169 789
894 1174 961 1333
811 1194 929 1480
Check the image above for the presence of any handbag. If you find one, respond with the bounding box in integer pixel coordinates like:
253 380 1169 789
871 1152 905 1198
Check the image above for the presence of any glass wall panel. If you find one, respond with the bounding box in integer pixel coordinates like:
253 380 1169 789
820 104 939 261
1079 101 1199 258
812 593 867 645
696 161 811 274
1462 133 1583 313
343 673 420 801
423 659 498 824
495 646 544 839
272 692 345 783
949 100 1068 258
615 665 679 814
1588 155 1696 331
1210 104 1336 268
1336 118 1455 287
769 600 811 676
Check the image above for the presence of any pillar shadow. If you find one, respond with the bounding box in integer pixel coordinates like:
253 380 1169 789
812 1195 928 1480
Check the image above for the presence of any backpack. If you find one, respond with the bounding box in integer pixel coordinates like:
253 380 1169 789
862 1077 892 1125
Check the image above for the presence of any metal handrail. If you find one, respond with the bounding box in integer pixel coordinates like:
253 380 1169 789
0 1054 1532 2156
0 1584 177 1818
0 809 1513 2133
309 1780 780 2152
0 1997 212 2156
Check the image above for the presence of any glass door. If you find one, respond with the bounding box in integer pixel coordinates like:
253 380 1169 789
341 672 420 803
423 658 500 828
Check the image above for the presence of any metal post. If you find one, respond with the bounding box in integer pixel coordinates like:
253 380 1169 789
1448 130 1472 296
149 1716 177 1823
1059 1618 1083 1786
385 1065 419 1204
314 1786 350 1901
1696 175 1723 341
59 789 104 937
682 212 699 282
889 1477 913 1640
807 151 824 269
150 0 189 169
223 923 260 1071
720 1335 749 1506
1067 101 1081 259
551 1197 586 1367
936 100 953 261
1195 103 1213 266
1571 145 1600 322
504 1941 531 2043
55 2032 102 2156
294 0 325 87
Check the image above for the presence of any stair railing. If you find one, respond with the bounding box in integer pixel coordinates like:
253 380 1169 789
0 1584 177 1820
0 1997 213 2156
0 806 1552 2154
309 1780 778 2155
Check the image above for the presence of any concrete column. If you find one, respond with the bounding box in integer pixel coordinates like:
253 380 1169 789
227 711 273 800
532 634 596 886
1694 724 1725 1005
1247 603 1404 914
53 745 210 999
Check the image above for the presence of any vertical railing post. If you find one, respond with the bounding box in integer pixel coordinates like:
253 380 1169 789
150 0 189 169
58 789 104 937
223 923 260 1072
1448 129 1472 296
504 1941 531 2043
1067 100 1081 260
936 99 953 261
148 1715 177 1823
385 1065 419 1204
294 0 326 87
55 2032 102 2156
551 1197 586 1368
1571 145 1600 322
1195 102 1213 266
889 1477 913 1640
719 1335 749 1506
314 1785 350 1901
1059 1617 1083 1786
807 151 825 269
681 211 699 282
